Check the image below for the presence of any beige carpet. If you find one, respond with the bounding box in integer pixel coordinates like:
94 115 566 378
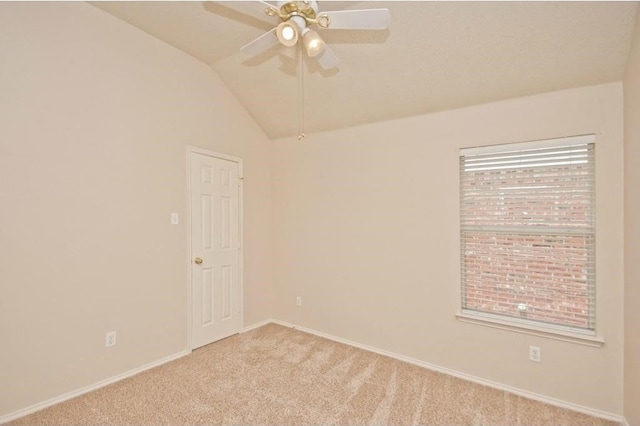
10 323 618 426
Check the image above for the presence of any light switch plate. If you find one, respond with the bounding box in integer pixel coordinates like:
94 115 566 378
171 213 179 225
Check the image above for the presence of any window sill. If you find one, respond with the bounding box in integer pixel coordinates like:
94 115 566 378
456 311 605 347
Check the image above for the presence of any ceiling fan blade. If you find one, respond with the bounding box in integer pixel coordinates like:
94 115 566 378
316 44 339 70
215 1 279 23
240 28 279 56
318 9 391 30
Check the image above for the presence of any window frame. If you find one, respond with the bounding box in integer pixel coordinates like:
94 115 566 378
456 134 602 346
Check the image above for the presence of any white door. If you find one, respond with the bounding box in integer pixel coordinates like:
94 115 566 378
189 150 241 349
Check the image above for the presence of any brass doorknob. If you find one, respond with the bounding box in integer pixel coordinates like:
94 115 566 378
194 257 203 265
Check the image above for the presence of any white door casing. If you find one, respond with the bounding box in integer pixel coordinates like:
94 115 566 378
188 148 242 349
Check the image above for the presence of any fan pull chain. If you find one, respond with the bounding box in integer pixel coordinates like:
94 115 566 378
297 41 305 141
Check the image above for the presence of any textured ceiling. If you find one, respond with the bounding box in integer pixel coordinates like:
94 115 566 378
91 1 639 139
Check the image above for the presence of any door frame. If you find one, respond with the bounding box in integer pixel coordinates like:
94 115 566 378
186 145 244 350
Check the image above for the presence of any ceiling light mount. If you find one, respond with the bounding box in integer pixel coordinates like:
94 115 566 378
266 1 330 28
279 1 317 22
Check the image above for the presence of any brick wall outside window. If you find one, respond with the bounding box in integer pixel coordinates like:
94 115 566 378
460 138 595 331
462 232 592 328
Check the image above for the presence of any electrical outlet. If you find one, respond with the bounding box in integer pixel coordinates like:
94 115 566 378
170 213 179 225
105 331 117 347
296 296 302 307
529 345 541 362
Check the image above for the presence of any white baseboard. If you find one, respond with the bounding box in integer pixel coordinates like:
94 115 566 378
271 319 625 424
2 321 626 425
2 321 270 424
242 318 274 333
0 349 191 424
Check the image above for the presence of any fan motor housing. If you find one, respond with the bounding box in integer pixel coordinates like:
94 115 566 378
277 1 318 22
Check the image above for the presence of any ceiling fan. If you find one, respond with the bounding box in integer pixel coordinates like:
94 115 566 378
224 1 391 69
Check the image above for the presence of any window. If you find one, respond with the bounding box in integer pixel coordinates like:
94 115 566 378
459 135 595 335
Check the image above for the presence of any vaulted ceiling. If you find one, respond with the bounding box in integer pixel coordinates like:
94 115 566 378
91 1 639 139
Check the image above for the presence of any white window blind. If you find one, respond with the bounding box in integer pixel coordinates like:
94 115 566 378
459 135 595 332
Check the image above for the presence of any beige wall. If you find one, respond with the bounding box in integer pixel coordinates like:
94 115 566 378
273 82 625 415
0 2 272 417
624 6 640 426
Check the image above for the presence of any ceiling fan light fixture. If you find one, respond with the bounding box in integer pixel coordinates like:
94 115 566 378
276 21 298 47
302 29 325 57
